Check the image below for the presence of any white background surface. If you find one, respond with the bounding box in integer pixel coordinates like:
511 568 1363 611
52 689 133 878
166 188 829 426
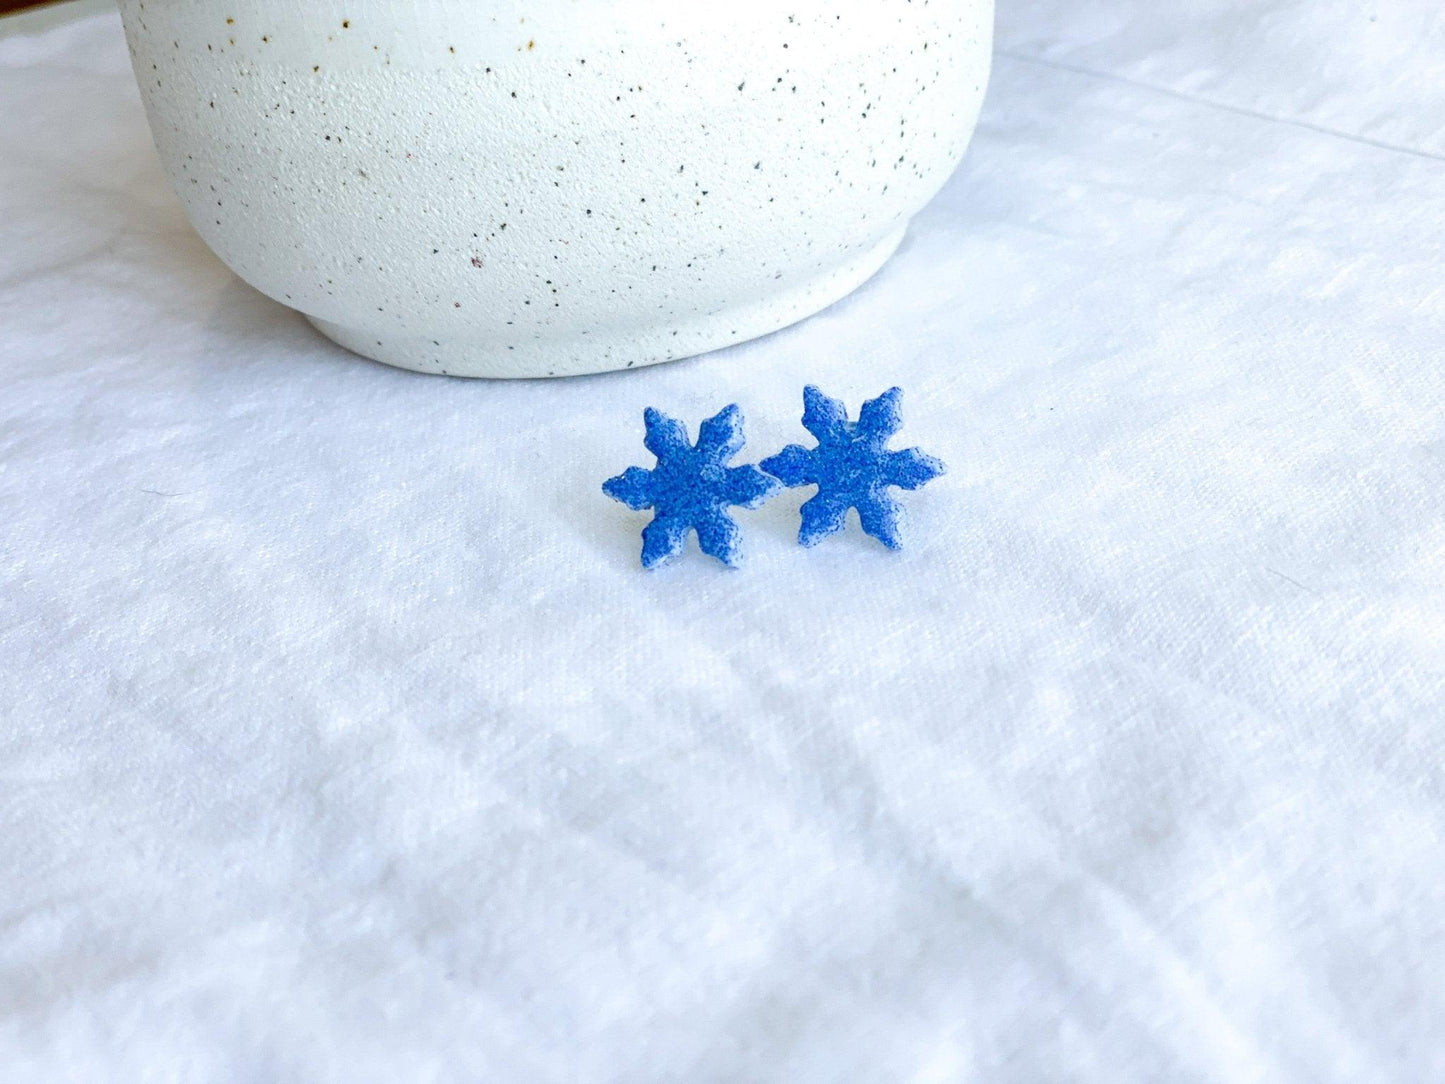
2 1 1444 1080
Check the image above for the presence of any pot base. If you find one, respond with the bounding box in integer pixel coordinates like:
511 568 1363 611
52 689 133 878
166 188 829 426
305 227 907 379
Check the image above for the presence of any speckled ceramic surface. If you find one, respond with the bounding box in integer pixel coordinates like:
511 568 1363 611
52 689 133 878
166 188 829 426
118 1 994 377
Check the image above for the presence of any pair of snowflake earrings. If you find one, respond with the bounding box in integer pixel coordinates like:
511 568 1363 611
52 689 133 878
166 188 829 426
604 386 946 569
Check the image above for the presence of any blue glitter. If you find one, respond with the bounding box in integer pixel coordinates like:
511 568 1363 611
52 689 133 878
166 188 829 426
762 386 946 550
604 404 781 569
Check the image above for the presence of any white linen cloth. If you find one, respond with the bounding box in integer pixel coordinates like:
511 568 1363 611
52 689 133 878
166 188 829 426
2 2 1443 1080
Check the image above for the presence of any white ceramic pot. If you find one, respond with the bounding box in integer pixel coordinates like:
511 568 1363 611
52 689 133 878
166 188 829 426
119 1 993 378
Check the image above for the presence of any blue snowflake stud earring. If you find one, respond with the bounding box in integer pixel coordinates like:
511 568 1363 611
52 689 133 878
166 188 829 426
604 404 782 569
762 386 946 550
